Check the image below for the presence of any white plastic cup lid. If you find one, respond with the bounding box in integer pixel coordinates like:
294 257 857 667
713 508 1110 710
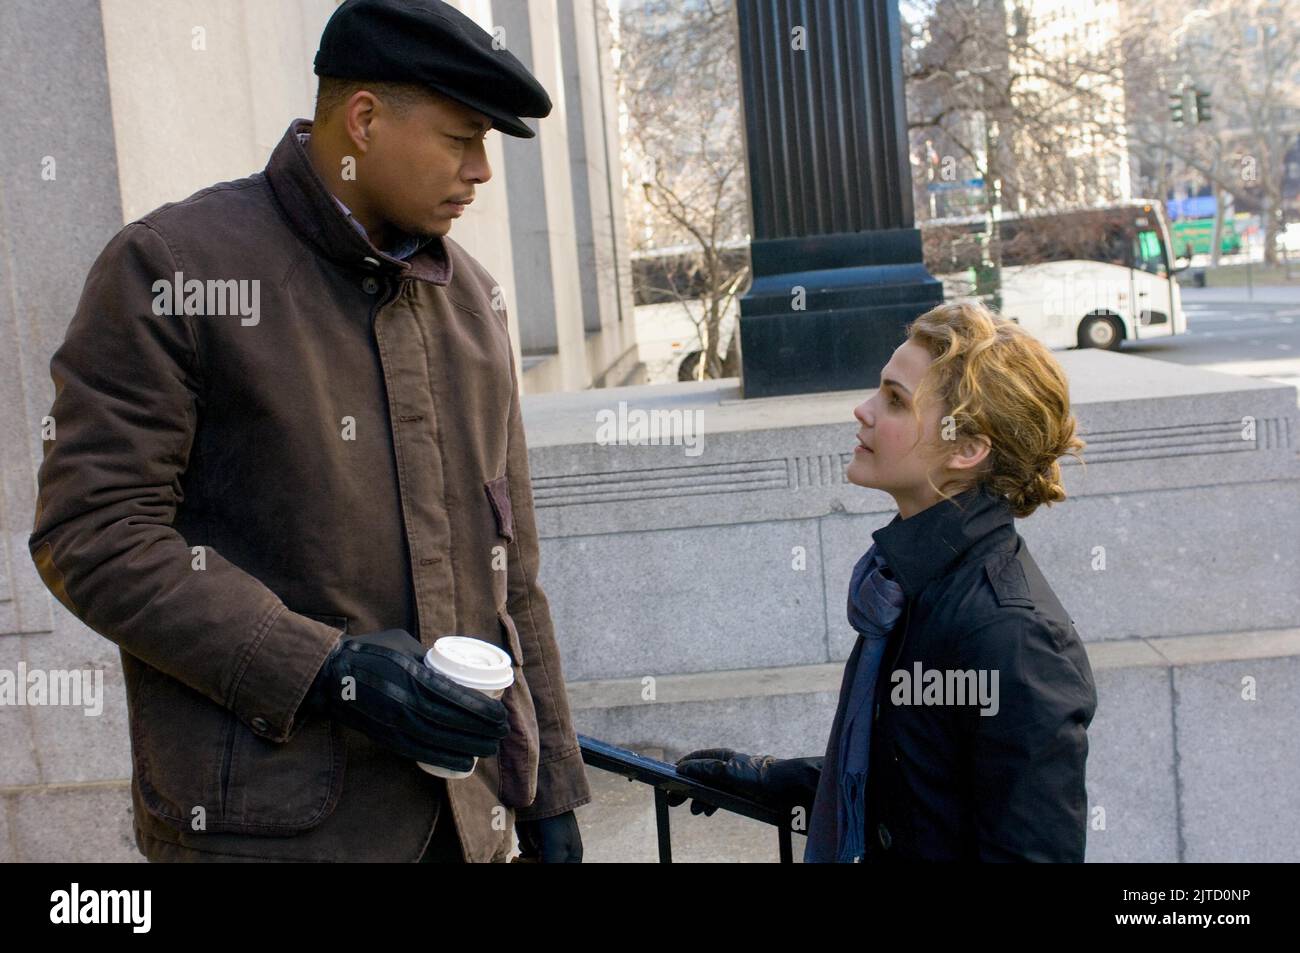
424 637 514 693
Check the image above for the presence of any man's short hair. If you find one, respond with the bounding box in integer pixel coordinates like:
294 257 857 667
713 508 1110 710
314 76 436 120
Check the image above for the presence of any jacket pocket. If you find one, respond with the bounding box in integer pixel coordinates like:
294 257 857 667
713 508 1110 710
495 608 539 808
126 648 346 836
484 474 515 543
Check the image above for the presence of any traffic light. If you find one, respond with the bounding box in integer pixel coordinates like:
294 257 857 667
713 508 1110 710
1194 89 1212 123
1169 91 1185 126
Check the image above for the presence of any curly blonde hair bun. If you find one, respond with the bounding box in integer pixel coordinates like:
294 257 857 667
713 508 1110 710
906 299 1085 518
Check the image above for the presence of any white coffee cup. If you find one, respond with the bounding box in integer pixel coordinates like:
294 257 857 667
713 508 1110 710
418 636 514 779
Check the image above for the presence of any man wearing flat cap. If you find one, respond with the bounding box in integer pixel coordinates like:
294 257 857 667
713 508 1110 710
30 0 591 862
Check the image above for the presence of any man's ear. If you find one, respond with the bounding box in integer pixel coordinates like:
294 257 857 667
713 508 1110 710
344 91 379 153
947 433 991 473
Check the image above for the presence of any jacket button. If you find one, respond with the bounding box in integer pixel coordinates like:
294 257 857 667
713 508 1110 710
250 716 270 734
877 822 892 850
361 276 380 295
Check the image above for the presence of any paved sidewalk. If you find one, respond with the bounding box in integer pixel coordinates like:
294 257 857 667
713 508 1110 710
1179 285 1300 305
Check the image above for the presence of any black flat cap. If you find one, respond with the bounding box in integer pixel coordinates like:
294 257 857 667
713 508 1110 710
314 0 552 138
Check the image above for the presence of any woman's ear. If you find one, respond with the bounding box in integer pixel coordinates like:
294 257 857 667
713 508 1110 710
947 433 991 473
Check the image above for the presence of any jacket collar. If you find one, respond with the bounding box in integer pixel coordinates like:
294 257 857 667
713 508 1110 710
871 483 1015 598
264 118 452 285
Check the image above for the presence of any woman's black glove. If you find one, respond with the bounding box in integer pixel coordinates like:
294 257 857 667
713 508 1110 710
668 748 823 816
302 628 509 772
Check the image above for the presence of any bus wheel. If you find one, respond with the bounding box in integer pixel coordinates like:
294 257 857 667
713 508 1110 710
677 349 704 381
1078 315 1121 350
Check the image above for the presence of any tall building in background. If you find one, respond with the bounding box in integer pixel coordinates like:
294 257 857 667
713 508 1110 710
907 0 1137 224
1007 0 1135 209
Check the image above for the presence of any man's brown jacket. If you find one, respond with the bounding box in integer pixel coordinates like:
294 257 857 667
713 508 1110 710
29 118 591 862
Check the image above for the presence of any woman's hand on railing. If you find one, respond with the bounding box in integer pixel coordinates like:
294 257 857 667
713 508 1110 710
668 748 823 816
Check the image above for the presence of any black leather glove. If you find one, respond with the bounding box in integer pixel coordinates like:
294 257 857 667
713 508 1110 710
302 628 509 772
668 748 823 816
514 810 583 863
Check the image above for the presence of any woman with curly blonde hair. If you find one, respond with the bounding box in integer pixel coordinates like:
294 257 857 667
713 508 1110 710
673 300 1099 862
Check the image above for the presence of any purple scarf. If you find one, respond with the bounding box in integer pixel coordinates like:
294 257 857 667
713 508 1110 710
805 543 907 862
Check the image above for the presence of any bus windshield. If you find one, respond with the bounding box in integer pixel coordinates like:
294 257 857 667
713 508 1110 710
1133 228 1167 276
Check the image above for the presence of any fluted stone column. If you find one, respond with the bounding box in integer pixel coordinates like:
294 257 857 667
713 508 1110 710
734 0 942 398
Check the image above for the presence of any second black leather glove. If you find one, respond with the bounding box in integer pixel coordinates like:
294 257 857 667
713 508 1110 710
302 628 509 772
668 748 823 816
514 810 583 863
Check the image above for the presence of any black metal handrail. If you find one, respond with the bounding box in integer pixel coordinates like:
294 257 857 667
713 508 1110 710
578 734 797 863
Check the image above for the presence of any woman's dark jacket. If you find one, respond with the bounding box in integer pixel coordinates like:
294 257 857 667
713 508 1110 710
859 484 1097 862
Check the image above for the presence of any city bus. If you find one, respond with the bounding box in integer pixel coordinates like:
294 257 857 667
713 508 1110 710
922 201 1189 350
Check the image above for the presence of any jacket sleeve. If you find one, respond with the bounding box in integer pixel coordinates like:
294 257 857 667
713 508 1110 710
28 221 341 744
958 612 1097 862
501 332 593 821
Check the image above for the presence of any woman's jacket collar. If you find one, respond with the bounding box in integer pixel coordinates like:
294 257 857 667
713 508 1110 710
871 483 1016 599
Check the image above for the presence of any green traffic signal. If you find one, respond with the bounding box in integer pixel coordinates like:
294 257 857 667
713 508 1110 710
1194 90 1212 123
1169 92 1185 125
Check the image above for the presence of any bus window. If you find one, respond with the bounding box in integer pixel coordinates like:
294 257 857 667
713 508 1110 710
1134 229 1167 276
1103 224 1130 267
